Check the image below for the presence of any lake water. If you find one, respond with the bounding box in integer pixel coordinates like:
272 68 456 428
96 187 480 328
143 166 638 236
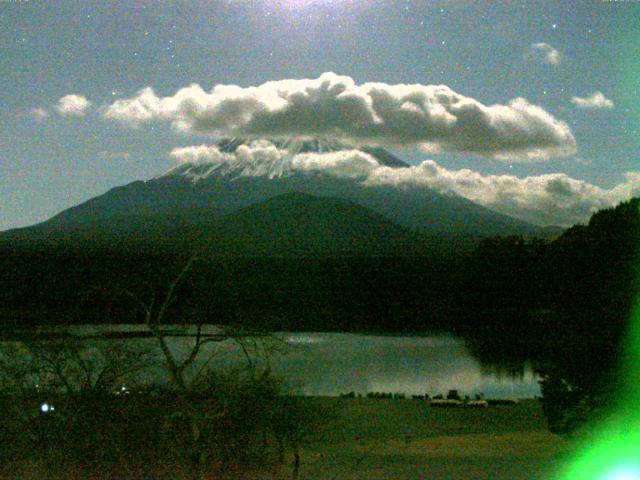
274 333 539 398
3 326 540 398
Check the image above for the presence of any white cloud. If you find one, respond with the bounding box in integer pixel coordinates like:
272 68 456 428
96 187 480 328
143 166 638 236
171 141 380 180
107 72 577 161
169 141 639 226
292 150 380 179
171 144 224 165
366 163 639 227
171 141 292 178
571 91 614 109
530 43 561 66
56 94 91 117
28 108 49 121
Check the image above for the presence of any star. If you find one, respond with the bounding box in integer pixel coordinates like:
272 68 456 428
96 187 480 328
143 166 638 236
552 23 557 29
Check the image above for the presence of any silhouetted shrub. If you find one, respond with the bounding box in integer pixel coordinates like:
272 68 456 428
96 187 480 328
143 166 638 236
0 342 331 479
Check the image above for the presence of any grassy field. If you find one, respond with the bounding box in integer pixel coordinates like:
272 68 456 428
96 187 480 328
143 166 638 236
271 398 573 480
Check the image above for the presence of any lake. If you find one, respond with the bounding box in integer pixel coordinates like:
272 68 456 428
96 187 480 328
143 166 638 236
2 326 540 398
272 333 539 398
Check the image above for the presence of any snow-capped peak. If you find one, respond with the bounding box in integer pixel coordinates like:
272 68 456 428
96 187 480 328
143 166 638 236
159 137 409 183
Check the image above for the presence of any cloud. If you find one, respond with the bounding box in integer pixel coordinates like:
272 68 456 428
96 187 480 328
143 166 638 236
530 43 561 66
106 72 577 161
56 94 91 117
571 91 614 109
27 108 49 121
170 141 381 180
366 163 639 227
169 141 639 226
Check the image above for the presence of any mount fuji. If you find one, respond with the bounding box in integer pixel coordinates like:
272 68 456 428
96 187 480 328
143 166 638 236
1 138 558 250
0 138 566 327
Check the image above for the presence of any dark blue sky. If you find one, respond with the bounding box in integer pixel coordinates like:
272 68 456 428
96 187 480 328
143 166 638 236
1 0 638 230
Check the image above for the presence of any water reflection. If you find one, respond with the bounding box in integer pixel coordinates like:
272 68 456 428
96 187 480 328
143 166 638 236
272 333 539 398
1 327 540 398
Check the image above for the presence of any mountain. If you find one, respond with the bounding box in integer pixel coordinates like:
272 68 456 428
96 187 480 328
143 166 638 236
0 138 558 246
212 192 433 257
0 138 582 329
0 191 455 328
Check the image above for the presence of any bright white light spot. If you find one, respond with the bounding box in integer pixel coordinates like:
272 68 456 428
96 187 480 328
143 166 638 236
121 386 127 392
603 466 640 480
40 402 50 413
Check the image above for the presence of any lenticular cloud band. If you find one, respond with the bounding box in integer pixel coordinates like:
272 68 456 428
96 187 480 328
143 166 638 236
105 72 576 161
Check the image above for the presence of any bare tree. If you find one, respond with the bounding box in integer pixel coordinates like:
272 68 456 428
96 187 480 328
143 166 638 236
129 253 288 479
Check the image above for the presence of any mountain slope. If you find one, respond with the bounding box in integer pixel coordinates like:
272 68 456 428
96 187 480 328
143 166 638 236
212 192 433 256
0 192 451 328
1 139 557 244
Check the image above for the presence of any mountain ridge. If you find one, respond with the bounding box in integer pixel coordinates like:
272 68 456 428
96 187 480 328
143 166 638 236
0 139 561 242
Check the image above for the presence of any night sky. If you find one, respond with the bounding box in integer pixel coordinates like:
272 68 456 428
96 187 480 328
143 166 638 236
1 0 638 230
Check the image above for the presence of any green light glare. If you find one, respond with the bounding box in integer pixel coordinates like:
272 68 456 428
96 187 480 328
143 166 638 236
554 11 640 476
555 225 640 477
554 299 640 479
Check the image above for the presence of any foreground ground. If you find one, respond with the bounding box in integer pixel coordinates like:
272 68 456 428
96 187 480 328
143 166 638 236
273 398 572 480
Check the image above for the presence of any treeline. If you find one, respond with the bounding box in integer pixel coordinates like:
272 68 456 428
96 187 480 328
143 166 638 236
461 198 639 433
0 245 466 332
1 200 637 347
462 198 639 366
